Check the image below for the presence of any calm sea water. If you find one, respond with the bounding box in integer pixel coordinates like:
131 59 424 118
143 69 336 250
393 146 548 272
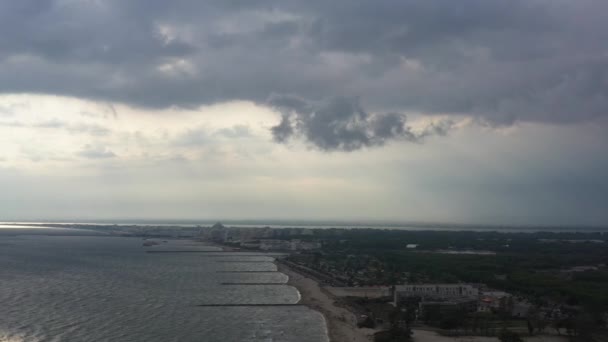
4 221 606 232
0 235 329 342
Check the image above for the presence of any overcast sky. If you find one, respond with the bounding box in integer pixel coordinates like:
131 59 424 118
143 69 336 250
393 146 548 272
1 0 607 226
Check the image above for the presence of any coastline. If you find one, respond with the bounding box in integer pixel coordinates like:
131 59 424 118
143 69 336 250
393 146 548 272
276 260 374 342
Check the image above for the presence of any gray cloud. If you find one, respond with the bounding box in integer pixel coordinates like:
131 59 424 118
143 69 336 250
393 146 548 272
1 0 607 130
1 118 111 136
0 102 28 117
172 128 208 147
80 109 117 120
77 145 116 159
269 95 451 151
271 114 295 144
215 125 251 139
172 125 252 148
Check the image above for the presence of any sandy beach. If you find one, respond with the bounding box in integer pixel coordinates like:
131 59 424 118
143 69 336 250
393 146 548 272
277 261 374 342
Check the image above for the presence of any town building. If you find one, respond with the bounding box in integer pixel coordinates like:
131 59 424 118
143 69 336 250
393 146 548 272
394 284 479 302
209 222 229 242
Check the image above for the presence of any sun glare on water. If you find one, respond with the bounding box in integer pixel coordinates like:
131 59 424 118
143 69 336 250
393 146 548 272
0 334 27 342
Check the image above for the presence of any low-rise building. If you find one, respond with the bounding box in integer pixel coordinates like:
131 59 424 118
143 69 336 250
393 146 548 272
394 284 479 302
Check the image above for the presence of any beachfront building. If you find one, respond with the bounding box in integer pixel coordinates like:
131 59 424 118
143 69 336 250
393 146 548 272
199 222 230 242
394 284 479 302
393 284 479 305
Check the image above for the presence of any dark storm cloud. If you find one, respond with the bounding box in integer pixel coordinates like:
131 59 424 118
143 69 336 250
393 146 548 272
1 0 607 134
269 95 450 151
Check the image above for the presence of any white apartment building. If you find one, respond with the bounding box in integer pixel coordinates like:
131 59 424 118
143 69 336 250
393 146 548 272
394 284 479 302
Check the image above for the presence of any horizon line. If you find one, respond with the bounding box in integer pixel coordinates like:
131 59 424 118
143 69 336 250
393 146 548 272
2 218 607 230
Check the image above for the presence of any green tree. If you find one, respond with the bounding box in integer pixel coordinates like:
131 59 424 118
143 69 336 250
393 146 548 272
499 329 523 342
386 306 413 341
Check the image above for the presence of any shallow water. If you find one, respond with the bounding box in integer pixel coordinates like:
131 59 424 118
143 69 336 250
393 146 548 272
0 235 328 342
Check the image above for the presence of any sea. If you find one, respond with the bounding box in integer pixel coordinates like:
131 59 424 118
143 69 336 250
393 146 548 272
3 220 605 232
0 229 329 342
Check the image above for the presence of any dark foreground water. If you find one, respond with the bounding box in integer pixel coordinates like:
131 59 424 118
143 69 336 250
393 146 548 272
0 235 328 342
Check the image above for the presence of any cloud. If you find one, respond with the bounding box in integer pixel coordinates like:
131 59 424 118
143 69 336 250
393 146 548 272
33 119 67 128
2 118 111 136
214 125 251 138
269 95 452 151
173 124 253 147
0 121 25 127
80 109 116 120
0 0 607 129
77 145 116 159
0 106 14 117
68 123 111 136
0 101 28 117
271 114 295 144
172 127 209 147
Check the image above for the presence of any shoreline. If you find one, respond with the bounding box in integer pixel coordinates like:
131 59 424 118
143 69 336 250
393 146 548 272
275 260 374 342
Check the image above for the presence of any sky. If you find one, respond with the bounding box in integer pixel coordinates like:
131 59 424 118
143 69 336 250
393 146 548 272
1 0 607 226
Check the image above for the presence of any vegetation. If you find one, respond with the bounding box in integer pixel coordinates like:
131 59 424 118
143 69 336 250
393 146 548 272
293 229 608 309
289 229 608 338
374 305 414 342
498 329 523 342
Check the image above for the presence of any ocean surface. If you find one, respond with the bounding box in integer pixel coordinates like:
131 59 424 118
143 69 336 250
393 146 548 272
0 234 329 342
3 221 606 232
